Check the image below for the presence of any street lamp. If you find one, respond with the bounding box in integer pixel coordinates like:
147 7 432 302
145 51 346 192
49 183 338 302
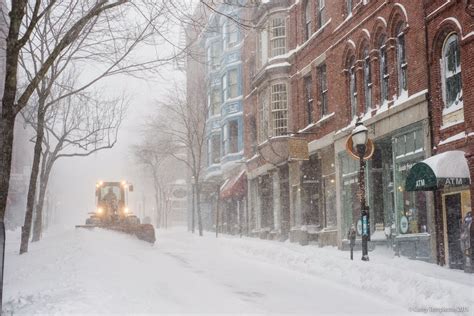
346 121 374 261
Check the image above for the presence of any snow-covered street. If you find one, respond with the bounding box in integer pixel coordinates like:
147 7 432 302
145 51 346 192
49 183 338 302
4 227 473 315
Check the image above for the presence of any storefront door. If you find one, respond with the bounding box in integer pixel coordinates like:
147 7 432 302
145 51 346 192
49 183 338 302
445 193 463 269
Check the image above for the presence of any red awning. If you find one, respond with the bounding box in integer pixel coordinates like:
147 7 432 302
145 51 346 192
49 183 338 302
220 170 247 200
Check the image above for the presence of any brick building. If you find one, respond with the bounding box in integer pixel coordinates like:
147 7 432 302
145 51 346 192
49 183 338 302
239 0 473 268
405 0 473 268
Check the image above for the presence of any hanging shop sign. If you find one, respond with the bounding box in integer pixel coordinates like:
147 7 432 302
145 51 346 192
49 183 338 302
345 137 375 160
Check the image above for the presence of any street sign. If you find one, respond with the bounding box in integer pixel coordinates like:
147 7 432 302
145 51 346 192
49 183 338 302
362 215 369 236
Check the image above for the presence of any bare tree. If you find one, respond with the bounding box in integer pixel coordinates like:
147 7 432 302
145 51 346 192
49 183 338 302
14 0 160 254
22 86 126 242
144 79 207 236
133 132 175 228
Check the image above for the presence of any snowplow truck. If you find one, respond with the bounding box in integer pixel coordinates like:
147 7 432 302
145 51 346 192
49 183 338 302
76 181 156 244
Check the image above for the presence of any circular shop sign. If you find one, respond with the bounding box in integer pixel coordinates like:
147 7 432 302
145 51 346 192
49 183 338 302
356 219 363 236
172 187 187 199
400 216 409 234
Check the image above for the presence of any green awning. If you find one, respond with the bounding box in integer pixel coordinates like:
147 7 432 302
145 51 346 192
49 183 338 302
406 150 471 191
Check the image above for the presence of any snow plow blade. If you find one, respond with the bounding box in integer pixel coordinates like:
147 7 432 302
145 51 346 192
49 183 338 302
107 224 156 244
76 224 156 244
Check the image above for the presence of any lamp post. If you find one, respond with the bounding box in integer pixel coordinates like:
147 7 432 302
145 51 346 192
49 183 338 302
347 121 373 261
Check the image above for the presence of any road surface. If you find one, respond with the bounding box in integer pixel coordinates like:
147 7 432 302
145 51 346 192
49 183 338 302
4 227 472 315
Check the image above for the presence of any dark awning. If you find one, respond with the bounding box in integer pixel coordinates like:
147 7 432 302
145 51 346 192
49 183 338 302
220 170 247 200
406 150 471 191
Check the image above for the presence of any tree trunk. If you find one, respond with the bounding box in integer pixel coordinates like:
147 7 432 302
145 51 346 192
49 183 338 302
32 161 52 242
191 183 195 233
0 113 15 222
20 108 45 254
195 184 203 236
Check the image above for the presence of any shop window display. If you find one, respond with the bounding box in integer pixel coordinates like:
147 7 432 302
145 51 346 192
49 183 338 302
393 128 427 235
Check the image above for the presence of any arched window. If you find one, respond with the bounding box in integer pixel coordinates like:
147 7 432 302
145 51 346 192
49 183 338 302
363 46 372 112
348 56 357 117
304 0 312 41
378 35 389 104
442 33 462 108
346 0 353 17
317 0 326 29
396 22 407 96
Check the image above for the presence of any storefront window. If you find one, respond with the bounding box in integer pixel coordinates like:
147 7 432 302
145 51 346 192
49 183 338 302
340 152 361 235
393 127 427 234
324 175 336 227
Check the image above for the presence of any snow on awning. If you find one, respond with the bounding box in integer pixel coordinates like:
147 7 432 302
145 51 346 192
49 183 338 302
220 170 247 200
406 150 471 191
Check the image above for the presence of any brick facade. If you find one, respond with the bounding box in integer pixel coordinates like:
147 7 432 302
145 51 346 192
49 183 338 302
424 0 474 267
188 0 474 266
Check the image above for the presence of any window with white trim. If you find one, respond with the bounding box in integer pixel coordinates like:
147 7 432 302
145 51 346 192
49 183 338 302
256 28 268 69
442 33 462 109
363 47 372 112
270 17 286 57
208 41 221 71
228 120 239 153
396 22 408 96
304 75 313 124
346 0 353 16
271 83 288 136
210 134 221 164
210 87 220 116
304 0 312 41
228 69 238 99
349 57 357 117
318 63 328 116
227 21 238 48
222 73 227 101
258 88 269 143
379 35 389 103
317 0 326 29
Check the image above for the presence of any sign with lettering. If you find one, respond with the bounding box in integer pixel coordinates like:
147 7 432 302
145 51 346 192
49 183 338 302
362 215 369 236
406 158 471 192
415 179 425 188
442 177 468 187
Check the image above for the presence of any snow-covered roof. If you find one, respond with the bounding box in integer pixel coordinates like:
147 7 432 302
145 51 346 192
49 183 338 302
422 150 470 179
